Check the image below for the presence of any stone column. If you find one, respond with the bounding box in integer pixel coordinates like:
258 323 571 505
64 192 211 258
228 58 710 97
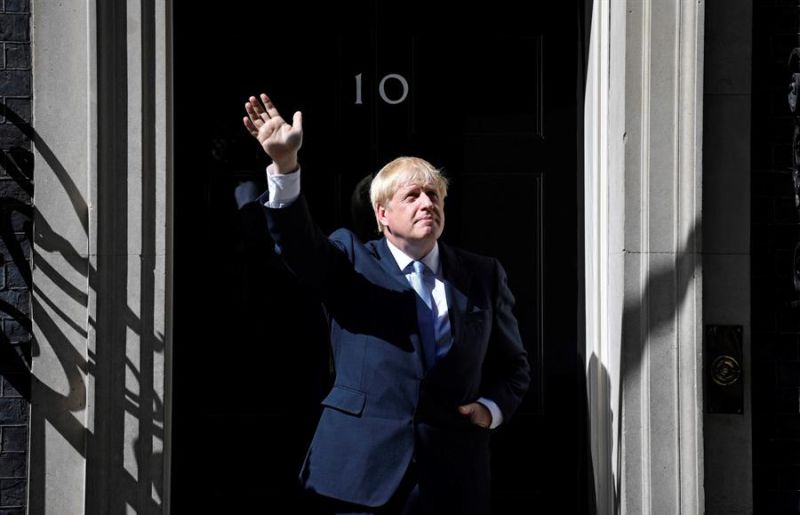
585 0 705 512
30 1 172 513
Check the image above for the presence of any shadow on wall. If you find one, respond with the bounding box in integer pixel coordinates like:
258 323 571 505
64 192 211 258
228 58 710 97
587 219 701 513
0 146 33 396
3 98 166 514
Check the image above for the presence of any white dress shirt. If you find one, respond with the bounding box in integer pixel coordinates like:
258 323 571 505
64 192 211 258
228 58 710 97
263 164 503 428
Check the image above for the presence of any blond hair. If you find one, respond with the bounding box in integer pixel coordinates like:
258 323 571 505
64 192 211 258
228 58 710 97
369 156 449 233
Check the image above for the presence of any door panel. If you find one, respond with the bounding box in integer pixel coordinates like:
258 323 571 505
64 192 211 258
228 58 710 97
173 2 582 512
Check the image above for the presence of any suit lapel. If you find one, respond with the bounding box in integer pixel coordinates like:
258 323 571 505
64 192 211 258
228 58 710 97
373 238 413 291
439 242 471 347
373 237 428 373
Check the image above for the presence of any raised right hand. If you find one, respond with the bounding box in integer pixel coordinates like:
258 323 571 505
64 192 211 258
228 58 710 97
242 93 303 173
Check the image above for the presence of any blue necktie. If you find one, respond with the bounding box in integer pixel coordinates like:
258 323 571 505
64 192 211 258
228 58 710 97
409 261 437 370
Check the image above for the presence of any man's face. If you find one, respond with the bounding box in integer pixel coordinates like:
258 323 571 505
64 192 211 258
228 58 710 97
378 180 445 249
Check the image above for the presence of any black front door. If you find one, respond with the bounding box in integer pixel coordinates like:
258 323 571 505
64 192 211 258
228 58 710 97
173 3 584 512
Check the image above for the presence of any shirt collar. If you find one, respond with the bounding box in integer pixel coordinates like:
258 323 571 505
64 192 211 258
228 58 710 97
386 238 440 275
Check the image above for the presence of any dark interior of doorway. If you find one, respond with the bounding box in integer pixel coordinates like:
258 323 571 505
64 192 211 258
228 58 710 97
172 2 590 512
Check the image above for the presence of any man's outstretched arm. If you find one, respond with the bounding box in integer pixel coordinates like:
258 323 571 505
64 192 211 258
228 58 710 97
242 93 354 295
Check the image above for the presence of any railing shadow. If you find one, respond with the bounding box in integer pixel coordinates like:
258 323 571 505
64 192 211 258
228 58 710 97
0 144 33 381
3 83 166 514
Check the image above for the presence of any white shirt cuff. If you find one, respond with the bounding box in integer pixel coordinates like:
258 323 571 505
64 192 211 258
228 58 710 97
263 163 301 208
477 397 504 429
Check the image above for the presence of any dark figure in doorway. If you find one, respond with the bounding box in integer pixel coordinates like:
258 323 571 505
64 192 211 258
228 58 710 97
243 92 530 514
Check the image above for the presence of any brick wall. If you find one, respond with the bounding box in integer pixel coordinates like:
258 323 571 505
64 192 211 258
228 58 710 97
0 0 31 513
752 0 800 512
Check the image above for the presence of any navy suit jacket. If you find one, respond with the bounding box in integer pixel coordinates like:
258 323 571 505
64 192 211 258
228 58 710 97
265 194 530 509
